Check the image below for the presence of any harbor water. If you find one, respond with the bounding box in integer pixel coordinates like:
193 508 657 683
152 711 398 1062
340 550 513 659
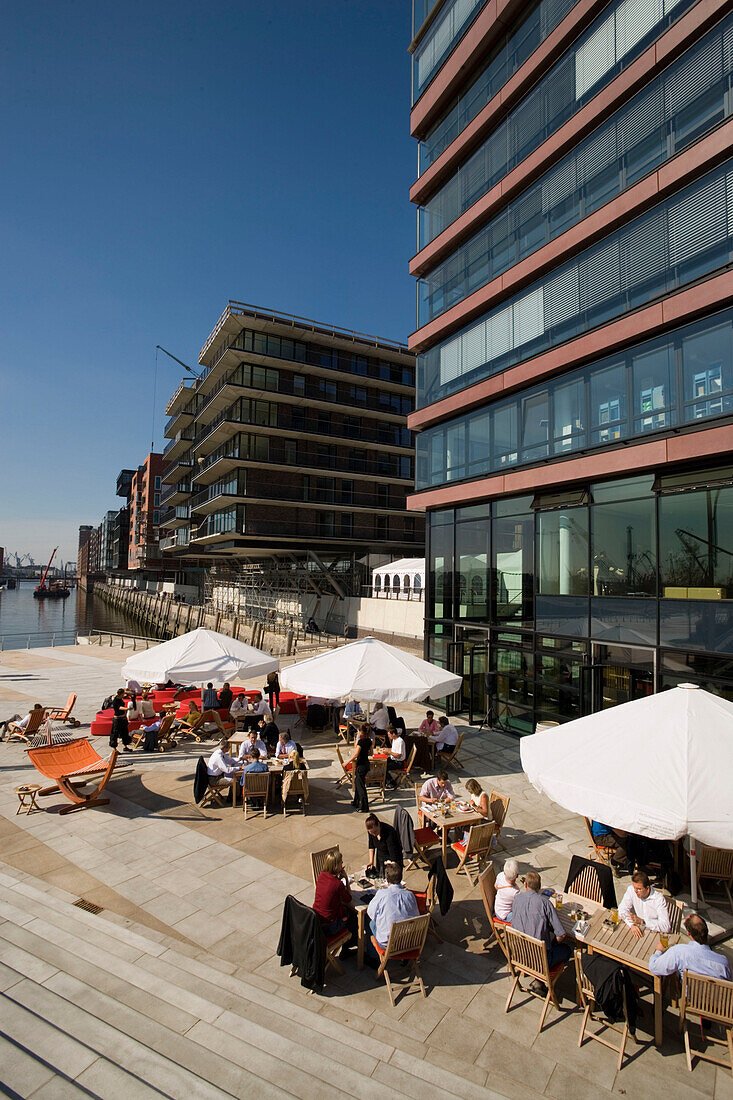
0 580 145 649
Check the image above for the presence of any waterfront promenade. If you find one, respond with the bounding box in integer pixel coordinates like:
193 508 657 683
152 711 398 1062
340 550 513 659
1 644 732 1099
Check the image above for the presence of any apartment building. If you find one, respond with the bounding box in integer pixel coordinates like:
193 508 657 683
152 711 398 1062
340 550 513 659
127 453 165 573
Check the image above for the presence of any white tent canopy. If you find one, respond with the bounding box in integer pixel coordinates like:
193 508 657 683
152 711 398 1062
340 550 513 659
279 636 461 703
520 685 733 848
121 628 278 686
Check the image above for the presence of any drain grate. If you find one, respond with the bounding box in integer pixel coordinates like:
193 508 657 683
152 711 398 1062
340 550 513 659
73 898 104 915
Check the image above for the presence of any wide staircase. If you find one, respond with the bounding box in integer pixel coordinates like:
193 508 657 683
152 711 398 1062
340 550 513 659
0 862 507 1100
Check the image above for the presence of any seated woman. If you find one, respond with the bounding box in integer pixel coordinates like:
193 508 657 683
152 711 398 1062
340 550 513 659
313 849 358 946
495 858 521 922
126 693 142 721
282 748 307 772
138 691 156 720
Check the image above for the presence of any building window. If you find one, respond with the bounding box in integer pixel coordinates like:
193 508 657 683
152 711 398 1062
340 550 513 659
155 477 161 490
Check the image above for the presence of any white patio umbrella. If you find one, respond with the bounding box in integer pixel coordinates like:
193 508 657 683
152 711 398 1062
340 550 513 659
120 627 278 686
520 684 733 905
279 636 462 703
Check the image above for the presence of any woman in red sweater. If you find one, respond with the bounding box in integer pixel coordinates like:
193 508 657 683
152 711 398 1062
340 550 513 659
313 850 358 947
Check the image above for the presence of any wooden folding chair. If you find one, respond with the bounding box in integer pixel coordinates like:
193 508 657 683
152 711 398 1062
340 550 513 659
564 860 606 905
335 744 354 788
679 970 733 1079
666 896 684 934
242 771 269 819
371 912 431 1007
131 714 176 751
412 861 447 941
200 777 231 809
282 769 309 816
575 949 635 1070
293 697 308 730
405 783 441 870
310 845 341 888
7 708 47 744
478 862 511 960
365 758 387 801
324 925 352 977
44 693 81 728
503 925 569 1033
584 817 616 866
437 731 464 772
390 743 417 790
697 846 733 914
451 821 495 885
489 790 510 850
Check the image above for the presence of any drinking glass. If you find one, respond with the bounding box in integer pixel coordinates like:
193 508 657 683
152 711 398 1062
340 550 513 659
659 933 669 949
554 893 563 910
610 908 619 925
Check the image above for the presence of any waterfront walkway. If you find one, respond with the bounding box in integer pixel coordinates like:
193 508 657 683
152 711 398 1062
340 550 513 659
1 645 731 1099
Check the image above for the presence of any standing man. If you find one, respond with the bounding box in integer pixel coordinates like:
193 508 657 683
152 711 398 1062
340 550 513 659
202 682 219 711
217 682 233 712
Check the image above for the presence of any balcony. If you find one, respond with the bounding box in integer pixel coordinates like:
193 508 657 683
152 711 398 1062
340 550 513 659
164 401 197 439
164 428 194 461
164 381 195 416
159 480 191 506
164 451 193 482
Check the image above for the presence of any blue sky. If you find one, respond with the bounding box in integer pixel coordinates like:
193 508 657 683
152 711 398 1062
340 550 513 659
0 1 415 564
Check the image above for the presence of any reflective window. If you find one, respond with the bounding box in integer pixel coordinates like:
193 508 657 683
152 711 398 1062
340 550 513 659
493 509 533 624
592 498 656 596
456 518 489 620
659 488 733 594
428 519 454 619
413 0 488 104
537 508 589 596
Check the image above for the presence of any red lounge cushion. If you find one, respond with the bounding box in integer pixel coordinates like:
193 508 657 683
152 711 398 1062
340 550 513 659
494 917 509 927
414 827 439 846
451 840 467 855
326 930 350 948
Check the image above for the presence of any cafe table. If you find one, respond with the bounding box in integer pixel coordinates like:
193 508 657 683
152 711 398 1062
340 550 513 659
231 760 284 808
554 890 682 1047
420 802 486 863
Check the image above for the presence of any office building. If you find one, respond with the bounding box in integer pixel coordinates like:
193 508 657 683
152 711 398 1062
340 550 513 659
407 0 733 729
161 302 423 587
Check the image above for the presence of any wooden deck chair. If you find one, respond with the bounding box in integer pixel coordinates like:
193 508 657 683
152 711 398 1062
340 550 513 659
489 790 510 850
131 714 175 751
478 862 511 960
7 707 47 744
193 757 231 810
310 845 341 888
437 731 464 772
564 860 606 905
44 693 81 728
293 697 308 730
697 846 733 914
392 743 417 790
335 744 354 788
365 758 387 801
242 771 269 819
584 817 616 866
679 970 733 1079
371 912 430 1007
282 769 309 816
575 949 635 1070
27 739 122 814
503 925 569 1033
451 821 495 884
405 783 441 870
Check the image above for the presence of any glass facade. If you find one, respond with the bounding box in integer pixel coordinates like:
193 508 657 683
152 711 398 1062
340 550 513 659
417 158 733 409
417 0 696 246
427 469 733 731
417 307 733 488
412 0 489 104
418 14 733 325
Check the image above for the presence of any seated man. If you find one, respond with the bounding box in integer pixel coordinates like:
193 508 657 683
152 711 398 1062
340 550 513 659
258 715 280 752
343 698 362 720
419 770 455 805
650 913 732 980
237 727 268 762
369 702 389 741
202 682 219 711
511 871 571 982
313 849 358 946
306 695 328 728
217 682 234 712
418 710 440 737
495 858 521 922
229 693 250 728
2 703 45 740
242 747 268 775
273 730 297 762
206 737 240 794
365 814 403 876
252 692 272 720
428 715 459 753
618 871 671 940
590 820 628 867
385 726 406 788
366 865 419 960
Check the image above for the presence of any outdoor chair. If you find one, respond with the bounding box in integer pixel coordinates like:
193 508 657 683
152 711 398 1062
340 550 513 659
131 714 176 752
489 790 510 850
7 707 47 744
679 970 733 1079
697 846 733 914
564 860 606 905
386 706 406 736
242 771 269 819
575 949 635 1070
27 739 124 814
177 713 208 743
667 896 685 934
365 758 387 801
503 925 569 1033
584 817 616 866
44 693 81 728
405 783 441 870
193 757 231 810
335 744 354 788
371 912 431 1007
451 821 495 884
478 862 511 961
293 698 308 730
412 855 450 941
310 845 341 888
391 743 417 790
282 769 309 816
436 731 464 772
324 923 352 977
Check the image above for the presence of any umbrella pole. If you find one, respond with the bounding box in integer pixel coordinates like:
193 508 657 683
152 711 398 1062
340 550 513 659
689 836 698 909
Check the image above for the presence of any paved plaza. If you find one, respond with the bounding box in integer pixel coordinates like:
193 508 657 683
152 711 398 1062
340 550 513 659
0 643 731 1099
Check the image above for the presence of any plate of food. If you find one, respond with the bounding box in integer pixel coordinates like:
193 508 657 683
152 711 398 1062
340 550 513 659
454 801 474 812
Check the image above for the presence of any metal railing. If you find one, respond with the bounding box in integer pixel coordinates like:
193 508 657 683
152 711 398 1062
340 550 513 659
87 629 160 649
0 629 78 651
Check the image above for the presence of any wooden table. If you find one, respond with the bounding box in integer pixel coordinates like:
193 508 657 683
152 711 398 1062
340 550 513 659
231 762 283 808
554 891 681 1046
421 803 485 863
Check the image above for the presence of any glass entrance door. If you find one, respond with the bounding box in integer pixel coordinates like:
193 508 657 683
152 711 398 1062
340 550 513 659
451 629 490 723
590 643 655 711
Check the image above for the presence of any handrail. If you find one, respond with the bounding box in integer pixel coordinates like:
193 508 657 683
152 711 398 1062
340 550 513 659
87 629 160 651
0 629 78 651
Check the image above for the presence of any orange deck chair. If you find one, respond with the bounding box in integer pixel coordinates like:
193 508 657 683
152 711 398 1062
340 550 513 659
44 693 81 728
27 739 123 814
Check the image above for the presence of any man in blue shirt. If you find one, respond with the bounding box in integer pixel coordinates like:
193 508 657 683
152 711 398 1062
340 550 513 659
202 683 219 710
649 914 732 980
366 865 419 962
242 748 268 777
510 871 571 987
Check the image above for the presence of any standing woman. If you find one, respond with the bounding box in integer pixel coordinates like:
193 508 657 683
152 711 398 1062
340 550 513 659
111 691 133 752
265 670 280 716
347 726 372 813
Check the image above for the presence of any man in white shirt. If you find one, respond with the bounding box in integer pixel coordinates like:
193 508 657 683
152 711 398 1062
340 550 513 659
385 726 407 788
252 693 272 720
370 702 389 735
206 738 240 790
237 728 268 762
429 716 459 752
274 731 297 762
618 871 671 939
419 771 455 804
230 693 250 729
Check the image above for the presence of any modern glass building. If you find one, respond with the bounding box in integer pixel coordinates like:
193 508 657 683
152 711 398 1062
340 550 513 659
408 0 733 731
